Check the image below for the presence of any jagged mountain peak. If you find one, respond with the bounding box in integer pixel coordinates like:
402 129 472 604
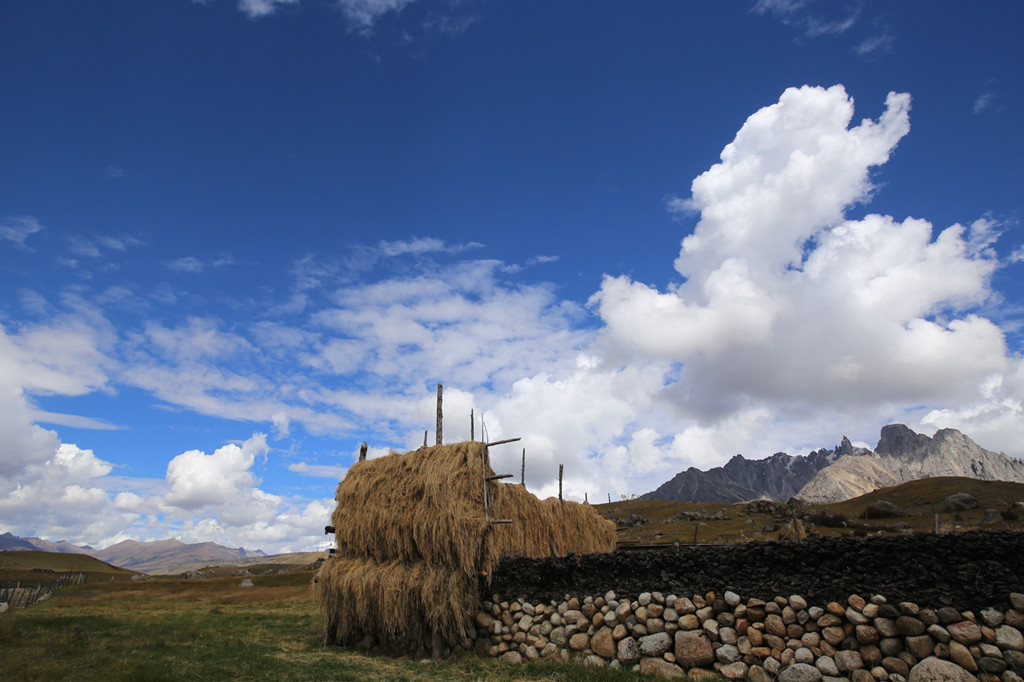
643 424 1022 505
797 424 1024 504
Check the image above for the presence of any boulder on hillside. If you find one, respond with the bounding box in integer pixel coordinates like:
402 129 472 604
944 493 979 512
862 500 903 519
981 509 1003 524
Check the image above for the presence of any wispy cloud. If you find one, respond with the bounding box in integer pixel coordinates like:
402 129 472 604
238 0 300 19
68 234 144 259
424 13 477 38
854 32 895 57
337 0 418 32
754 0 860 39
974 92 996 114
165 254 235 273
376 236 484 258
0 216 44 247
288 461 349 478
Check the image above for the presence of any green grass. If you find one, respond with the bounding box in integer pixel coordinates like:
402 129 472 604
0 568 663 682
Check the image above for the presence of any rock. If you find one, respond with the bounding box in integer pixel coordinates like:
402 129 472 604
716 643 741 664
857 625 880 644
679 614 700 630
897 616 926 636
675 630 715 667
978 656 1006 674
766 614 787 636
499 651 522 664
0 602 8 614
816 656 840 676
835 650 865 673
883 656 911 677
980 608 1004 627
905 634 935 659
938 607 962 624
981 509 1003 524
568 633 589 651
475 611 494 629
995 624 1024 651
238 578 254 588
948 621 984 645
908 656 980 682
592 627 616 659
944 493 979 512
617 636 640 663
1011 594 1024 611
639 632 673 657
777 662 823 682
720 661 748 679
639 657 685 679
1005 649 1024 668
863 501 904 518
583 654 605 668
747 665 771 682
948 640 978 672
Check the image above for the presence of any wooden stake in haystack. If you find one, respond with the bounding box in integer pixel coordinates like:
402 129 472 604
315 438 616 657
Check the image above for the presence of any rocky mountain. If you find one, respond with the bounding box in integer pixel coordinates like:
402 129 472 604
797 424 1024 504
641 436 868 503
0 534 265 575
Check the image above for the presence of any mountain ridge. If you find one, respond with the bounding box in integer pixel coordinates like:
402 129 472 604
644 424 1024 505
0 534 266 575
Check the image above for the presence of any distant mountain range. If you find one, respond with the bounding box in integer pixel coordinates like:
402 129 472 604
643 424 1024 505
0 534 265 575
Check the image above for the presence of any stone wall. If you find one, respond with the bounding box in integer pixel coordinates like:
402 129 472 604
474 589 1024 681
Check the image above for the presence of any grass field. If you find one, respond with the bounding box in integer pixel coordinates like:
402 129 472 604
0 568 663 682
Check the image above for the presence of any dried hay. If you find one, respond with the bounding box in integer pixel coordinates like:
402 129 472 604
315 556 475 651
318 440 616 653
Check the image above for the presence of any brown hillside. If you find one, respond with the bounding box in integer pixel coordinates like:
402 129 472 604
0 550 139 587
597 477 1024 545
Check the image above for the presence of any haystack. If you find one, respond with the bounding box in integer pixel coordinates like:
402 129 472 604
315 440 616 655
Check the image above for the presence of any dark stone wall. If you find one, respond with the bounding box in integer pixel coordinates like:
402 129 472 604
489 531 1024 611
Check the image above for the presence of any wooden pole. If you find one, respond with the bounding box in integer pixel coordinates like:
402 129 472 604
558 464 563 502
607 493 611 504
584 492 588 504
358 442 367 462
435 383 443 445
470 409 474 441
521 448 525 487
423 430 427 447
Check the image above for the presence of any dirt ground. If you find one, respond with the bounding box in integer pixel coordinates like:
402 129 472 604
489 530 1024 611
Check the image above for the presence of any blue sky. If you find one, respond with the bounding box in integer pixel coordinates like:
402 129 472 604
2 0 1022 553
